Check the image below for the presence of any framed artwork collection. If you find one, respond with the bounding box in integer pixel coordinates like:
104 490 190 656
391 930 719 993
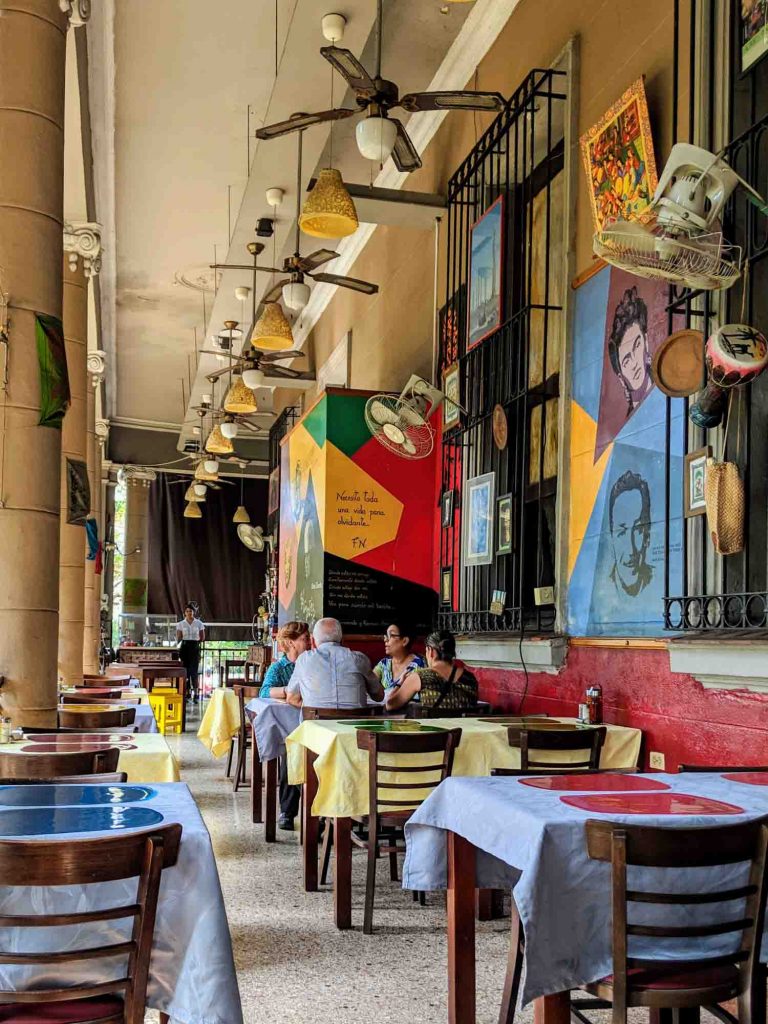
467 196 504 351
684 446 711 518
462 472 495 566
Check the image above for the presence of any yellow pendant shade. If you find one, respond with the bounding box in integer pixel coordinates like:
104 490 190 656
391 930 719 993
250 302 294 352
184 484 201 502
184 501 202 519
224 377 258 414
299 168 359 239
233 505 250 524
194 461 218 482
205 424 234 455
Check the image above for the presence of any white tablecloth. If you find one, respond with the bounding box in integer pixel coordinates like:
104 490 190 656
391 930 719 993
0 782 242 1024
134 703 158 733
404 771 768 1005
245 697 301 761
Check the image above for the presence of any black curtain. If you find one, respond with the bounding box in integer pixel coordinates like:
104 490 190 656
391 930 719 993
147 474 268 627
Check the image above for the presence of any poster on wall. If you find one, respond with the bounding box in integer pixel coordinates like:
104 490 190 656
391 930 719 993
742 0 768 70
567 265 683 637
467 197 504 350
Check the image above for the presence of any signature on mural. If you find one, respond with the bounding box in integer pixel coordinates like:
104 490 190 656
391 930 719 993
608 287 653 418
608 469 653 598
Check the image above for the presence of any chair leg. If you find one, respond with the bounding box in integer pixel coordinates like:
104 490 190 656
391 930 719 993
233 733 246 793
320 819 334 885
225 739 234 779
363 839 378 935
498 908 524 1024
389 849 399 882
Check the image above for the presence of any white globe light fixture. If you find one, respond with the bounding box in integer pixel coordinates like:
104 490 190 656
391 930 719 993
282 280 311 311
242 367 265 389
204 459 219 475
193 483 207 498
220 419 238 440
356 116 397 163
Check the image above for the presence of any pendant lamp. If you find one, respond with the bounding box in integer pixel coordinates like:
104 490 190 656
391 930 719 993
195 461 218 482
205 424 234 455
250 301 294 352
220 418 238 439
233 476 250 524
299 168 359 239
223 377 257 415
184 501 203 519
184 483 205 502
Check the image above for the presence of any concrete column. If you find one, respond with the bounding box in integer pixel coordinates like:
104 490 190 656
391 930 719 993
122 474 154 642
0 0 71 726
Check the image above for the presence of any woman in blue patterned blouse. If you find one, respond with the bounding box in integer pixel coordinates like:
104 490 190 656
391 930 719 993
260 621 310 699
373 621 425 695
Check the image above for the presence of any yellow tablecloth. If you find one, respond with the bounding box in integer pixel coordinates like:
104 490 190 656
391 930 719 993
197 688 240 758
60 687 150 705
286 718 642 818
0 733 180 784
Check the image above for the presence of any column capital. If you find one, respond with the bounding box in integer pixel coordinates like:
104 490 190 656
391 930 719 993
87 349 106 387
121 466 157 488
95 418 110 448
59 0 91 27
63 221 102 278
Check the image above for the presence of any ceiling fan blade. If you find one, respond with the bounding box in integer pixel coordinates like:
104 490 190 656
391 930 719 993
210 262 284 274
254 108 357 141
205 365 235 382
398 90 505 114
199 350 246 359
310 272 379 295
389 119 422 172
238 421 266 434
259 349 306 362
320 47 376 97
296 248 338 272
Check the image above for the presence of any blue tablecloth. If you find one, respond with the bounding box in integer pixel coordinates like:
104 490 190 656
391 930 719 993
404 771 768 1005
0 782 242 1024
134 702 158 733
245 697 301 761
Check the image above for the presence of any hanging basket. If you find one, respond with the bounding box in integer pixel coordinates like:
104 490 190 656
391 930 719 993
705 457 744 556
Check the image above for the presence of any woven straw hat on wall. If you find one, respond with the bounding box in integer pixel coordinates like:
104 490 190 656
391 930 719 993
705 457 745 556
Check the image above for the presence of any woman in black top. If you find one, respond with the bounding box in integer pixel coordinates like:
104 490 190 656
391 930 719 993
385 629 478 713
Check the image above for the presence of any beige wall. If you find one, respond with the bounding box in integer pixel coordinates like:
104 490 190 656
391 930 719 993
308 0 675 387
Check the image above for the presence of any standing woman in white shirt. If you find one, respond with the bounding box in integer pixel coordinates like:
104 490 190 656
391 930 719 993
176 604 205 701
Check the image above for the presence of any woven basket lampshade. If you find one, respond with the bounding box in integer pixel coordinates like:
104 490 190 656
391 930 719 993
299 168 359 239
705 457 745 556
250 302 294 352
233 505 251 524
184 501 203 519
184 483 207 502
224 377 258 415
205 424 234 455
195 461 218 482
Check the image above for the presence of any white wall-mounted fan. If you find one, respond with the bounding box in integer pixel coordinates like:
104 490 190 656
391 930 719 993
594 143 766 290
364 375 446 460
237 524 274 552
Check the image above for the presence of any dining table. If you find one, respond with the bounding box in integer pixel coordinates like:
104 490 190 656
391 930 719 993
0 780 242 1024
402 769 768 1024
1 732 181 783
285 717 642 929
245 696 301 837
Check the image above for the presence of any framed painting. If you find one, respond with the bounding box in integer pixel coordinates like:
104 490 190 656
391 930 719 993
684 446 711 518
580 78 658 233
66 457 90 525
742 0 768 71
441 489 455 529
439 284 466 366
496 494 513 555
467 196 504 351
442 362 461 433
441 568 453 607
462 472 495 567
268 467 280 516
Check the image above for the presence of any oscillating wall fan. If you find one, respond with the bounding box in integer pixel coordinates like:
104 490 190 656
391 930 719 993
364 375 446 460
237 524 274 552
594 143 766 290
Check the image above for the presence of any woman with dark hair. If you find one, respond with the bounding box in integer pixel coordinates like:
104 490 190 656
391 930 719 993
176 604 205 702
385 629 478 713
373 621 424 695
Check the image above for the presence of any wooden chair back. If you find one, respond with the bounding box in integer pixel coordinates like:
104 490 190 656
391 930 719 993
62 690 125 703
58 707 137 730
83 673 133 685
586 817 768 1017
0 747 121 778
232 684 262 735
0 772 128 784
509 726 605 771
302 705 387 720
356 727 462 822
224 660 247 687
679 764 768 773
0 824 182 1022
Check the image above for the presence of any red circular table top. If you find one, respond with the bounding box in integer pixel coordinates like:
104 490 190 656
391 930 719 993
25 733 133 743
20 741 137 753
519 774 670 792
722 772 768 786
560 792 745 815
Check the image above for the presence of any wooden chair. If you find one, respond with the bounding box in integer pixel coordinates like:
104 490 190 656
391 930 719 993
224 660 247 687
405 702 493 719
579 817 768 1024
508 725 606 772
80 674 133 687
0 747 121 778
62 690 125 703
58 707 137 730
679 764 768 773
0 823 182 1023
301 705 388 720
351 727 462 933
232 684 261 793
0 772 129 784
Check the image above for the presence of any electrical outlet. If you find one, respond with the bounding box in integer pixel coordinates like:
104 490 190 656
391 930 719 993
534 586 555 606
649 751 665 771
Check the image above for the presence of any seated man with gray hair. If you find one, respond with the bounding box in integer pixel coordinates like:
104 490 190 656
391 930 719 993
285 617 384 709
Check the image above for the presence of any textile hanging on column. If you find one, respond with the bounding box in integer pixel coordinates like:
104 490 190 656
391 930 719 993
34 313 70 428
66 458 90 525
85 516 99 559
94 541 103 575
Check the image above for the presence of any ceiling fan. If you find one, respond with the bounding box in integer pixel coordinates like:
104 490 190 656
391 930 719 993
254 0 505 172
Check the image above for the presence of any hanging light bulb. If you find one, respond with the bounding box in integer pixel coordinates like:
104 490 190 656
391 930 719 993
299 168 359 239
356 116 397 163
220 418 238 439
184 501 203 519
242 366 265 389
282 280 311 311
223 377 257 415
205 424 234 455
250 301 294 352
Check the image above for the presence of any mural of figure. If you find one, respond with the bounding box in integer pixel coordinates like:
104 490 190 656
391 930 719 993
608 469 653 597
608 286 653 418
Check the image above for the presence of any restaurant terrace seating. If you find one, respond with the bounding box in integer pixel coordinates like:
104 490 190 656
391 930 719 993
0 748 121 778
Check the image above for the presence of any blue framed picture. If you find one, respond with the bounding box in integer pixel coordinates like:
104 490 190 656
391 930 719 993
463 472 495 567
467 196 504 351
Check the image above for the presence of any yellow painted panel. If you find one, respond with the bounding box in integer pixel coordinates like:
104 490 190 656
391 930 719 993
568 402 612 578
323 442 403 560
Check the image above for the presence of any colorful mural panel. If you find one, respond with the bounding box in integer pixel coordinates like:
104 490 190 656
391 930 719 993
567 266 683 637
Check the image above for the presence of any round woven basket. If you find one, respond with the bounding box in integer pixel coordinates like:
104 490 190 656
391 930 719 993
704 458 744 556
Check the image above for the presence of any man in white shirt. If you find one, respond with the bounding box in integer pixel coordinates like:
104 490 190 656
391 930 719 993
286 617 384 709
176 605 206 701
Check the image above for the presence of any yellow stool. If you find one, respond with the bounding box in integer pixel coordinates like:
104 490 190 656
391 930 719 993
149 688 183 735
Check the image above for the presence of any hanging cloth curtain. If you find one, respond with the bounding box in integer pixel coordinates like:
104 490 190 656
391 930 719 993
85 516 99 560
35 313 70 428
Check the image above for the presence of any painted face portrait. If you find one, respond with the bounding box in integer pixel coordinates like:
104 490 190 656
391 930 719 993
609 287 652 416
608 470 653 597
